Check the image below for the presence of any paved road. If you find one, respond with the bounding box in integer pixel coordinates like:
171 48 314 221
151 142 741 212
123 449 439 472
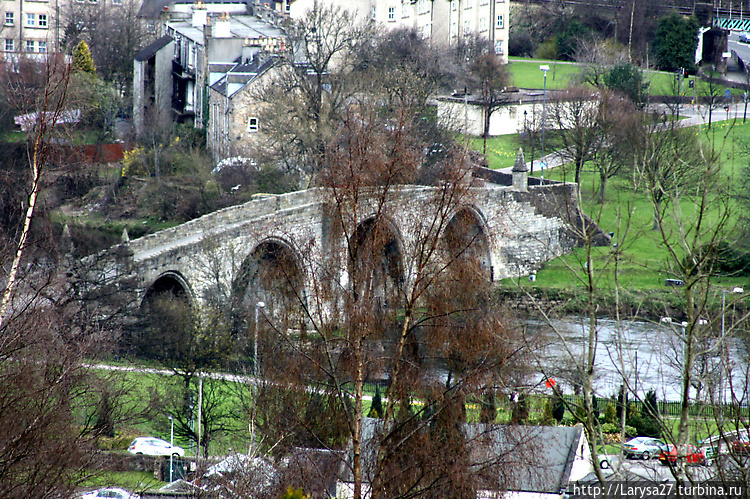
500 99 750 176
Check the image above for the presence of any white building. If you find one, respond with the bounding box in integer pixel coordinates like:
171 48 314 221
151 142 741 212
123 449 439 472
0 0 58 56
287 0 509 63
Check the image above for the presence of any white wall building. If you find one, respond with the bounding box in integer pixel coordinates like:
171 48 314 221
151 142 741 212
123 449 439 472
287 0 509 63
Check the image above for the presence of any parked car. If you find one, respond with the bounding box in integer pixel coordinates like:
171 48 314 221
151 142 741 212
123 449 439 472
128 437 185 457
659 444 705 465
622 437 666 460
740 32 750 43
81 488 139 499
732 434 750 455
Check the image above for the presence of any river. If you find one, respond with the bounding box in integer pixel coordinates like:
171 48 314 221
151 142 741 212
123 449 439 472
524 317 750 403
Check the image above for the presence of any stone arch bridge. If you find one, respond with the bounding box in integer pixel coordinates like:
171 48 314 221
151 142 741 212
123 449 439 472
83 175 599 322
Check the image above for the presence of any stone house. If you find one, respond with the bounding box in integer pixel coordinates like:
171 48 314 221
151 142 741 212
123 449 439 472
207 54 281 161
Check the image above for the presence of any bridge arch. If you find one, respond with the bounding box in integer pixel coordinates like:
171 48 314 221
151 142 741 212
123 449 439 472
141 271 194 309
232 237 306 331
137 271 196 360
349 215 405 308
442 205 494 281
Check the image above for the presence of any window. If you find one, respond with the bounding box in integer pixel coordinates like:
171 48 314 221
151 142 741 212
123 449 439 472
479 16 487 32
494 40 503 54
38 40 46 53
388 6 395 21
248 117 259 132
463 19 470 35
26 13 35 27
26 40 34 52
38 14 47 28
451 0 457 11
4 12 14 26
5 39 14 52
480 0 489 5
113 0 122 4
495 14 504 29
371 6 376 20
450 21 457 37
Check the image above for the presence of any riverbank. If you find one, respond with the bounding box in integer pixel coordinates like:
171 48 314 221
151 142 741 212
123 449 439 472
497 286 746 323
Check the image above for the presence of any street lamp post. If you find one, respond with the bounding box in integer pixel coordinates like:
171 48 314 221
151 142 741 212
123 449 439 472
250 301 265 454
169 415 174 483
539 65 550 180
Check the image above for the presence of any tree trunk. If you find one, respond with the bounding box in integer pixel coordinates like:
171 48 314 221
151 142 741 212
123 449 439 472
598 170 607 204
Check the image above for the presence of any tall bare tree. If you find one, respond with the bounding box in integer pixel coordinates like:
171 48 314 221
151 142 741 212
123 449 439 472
238 101 529 498
0 54 73 326
470 53 511 155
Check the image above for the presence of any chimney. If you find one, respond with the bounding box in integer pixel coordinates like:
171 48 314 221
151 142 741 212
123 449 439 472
192 1 207 28
511 148 528 192
213 12 232 38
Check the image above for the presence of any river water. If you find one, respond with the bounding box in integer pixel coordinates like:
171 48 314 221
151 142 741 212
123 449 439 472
524 317 750 403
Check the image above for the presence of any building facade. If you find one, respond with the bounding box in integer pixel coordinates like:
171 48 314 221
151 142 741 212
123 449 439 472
287 0 509 63
133 3 285 137
0 0 59 57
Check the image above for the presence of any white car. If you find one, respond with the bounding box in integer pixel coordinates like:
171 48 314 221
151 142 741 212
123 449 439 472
128 437 185 457
740 32 750 43
82 488 139 499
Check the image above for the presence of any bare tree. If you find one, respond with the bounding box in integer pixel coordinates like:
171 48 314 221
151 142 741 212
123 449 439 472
470 53 511 155
254 1 371 181
0 54 73 327
232 101 529 499
548 86 601 186
590 90 640 203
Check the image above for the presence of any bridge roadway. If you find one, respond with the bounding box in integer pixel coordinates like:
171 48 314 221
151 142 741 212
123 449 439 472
84 175 592 318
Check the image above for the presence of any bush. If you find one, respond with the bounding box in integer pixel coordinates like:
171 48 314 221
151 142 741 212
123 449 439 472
534 40 559 60
626 414 661 438
600 422 619 435
603 403 618 424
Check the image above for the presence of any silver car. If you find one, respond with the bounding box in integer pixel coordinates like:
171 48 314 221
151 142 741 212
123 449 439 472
623 437 666 460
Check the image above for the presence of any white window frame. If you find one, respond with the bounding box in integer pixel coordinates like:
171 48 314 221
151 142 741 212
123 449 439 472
113 0 122 4
26 13 35 27
451 0 457 11
38 41 47 53
26 40 35 52
495 14 504 29
38 14 47 28
388 6 395 21
4 12 14 26
5 39 14 52
248 117 259 132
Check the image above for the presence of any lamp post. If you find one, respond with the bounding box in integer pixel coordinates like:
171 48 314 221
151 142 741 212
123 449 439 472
539 65 550 180
169 415 174 483
250 301 265 454
254 301 265 381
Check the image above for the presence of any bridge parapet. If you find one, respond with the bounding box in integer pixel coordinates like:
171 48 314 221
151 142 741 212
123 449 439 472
128 188 322 261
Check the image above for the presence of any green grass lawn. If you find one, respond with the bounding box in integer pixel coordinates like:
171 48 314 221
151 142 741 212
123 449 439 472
479 116 750 295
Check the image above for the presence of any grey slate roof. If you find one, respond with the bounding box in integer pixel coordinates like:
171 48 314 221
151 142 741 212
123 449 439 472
210 56 279 98
347 418 585 495
134 35 174 62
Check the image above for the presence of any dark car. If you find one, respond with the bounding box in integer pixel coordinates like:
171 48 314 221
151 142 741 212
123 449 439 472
659 444 705 465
